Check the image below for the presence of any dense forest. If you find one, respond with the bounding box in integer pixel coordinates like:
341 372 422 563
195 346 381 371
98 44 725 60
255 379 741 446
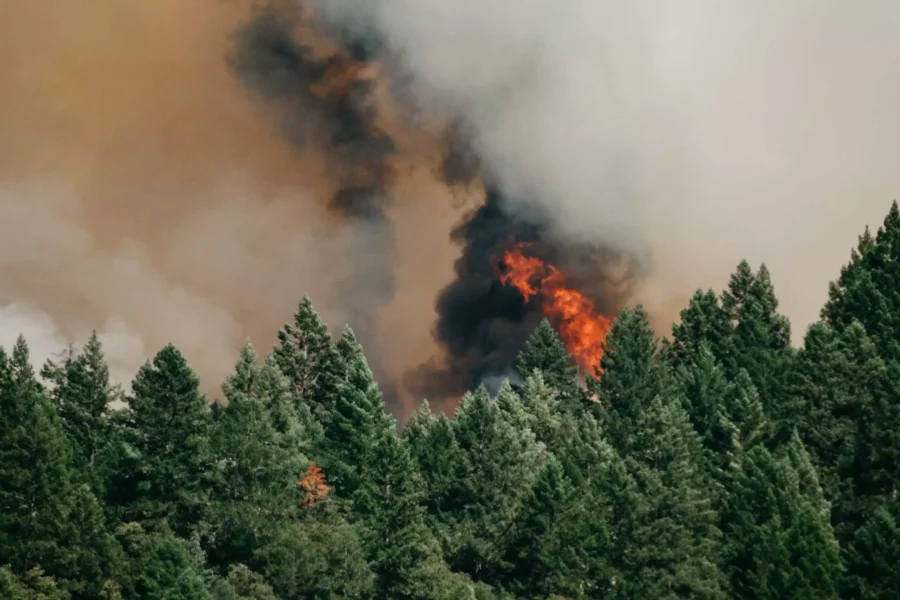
2 204 900 600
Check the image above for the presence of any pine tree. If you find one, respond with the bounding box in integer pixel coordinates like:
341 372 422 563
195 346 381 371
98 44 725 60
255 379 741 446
669 289 732 370
788 322 882 534
721 262 794 420
497 459 585 598
253 517 374 600
516 319 580 405
676 342 731 449
316 331 472 598
0 566 70 600
842 505 900 599
108 344 214 537
320 327 394 495
677 346 768 484
551 414 640 597
206 341 310 570
590 305 670 454
822 201 900 360
0 337 120 598
624 396 726 599
113 523 212 600
404 401 468 521
272 296 346 423
41 332 118 472
518 373 564 451
720 441 841 599
446 386 547 580
212 564 277 600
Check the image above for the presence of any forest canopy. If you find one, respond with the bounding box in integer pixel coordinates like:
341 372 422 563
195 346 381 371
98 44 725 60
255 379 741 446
2 203 900 599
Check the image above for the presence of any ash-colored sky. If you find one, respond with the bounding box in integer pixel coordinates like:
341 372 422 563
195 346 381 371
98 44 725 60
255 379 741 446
323 0 900 333
2 0 899 404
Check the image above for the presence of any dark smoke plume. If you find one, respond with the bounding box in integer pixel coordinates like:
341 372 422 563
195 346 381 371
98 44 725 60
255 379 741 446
229 2 398 399
405 186 636 406
229 2 635 410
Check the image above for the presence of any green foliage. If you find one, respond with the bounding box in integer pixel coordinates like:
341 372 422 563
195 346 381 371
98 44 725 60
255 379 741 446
254 518 373 599
108 344 215 537
823 201 900 360
0 566 70 600
669 289 732 370
113 523 213 599
625 396 727 599
0 337 120 598
445 385 547 579
516 318 581 405
590 305 671 454
842 506 900 599
206 341 310 570
42 332 118 474
273 296 345 424
4 202 900 598
720 441 841 599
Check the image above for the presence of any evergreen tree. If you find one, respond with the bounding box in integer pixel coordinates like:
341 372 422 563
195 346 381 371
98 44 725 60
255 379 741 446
669 289 732 370
446 386 547 580
113 523 212 600
590 305 670 454
206 341 309 570
354 426 473 599
497 459 585 598
108 344 214 537
624 396 726 599
211 564 277 600
822 201 900 360
0 566 70 600
516 319 580 405
41 332 118 472
842 506 900 599
0 337 120 598
320 327 394 495
253 517 374 600
518 373 565 451
551 414 640 598
404 401 468 523
788 322 883 534
677 346 768 484
720 441 841 599
272 296 346 423
721 262 794 420
323 331 472 598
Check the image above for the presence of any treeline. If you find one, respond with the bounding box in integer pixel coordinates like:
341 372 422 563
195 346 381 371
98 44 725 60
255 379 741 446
2 205 900 600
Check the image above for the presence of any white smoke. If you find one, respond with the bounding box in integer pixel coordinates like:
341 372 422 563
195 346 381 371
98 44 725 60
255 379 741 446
321 0 900 336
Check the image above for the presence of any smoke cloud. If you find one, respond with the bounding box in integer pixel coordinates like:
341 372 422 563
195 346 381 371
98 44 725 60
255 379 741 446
4 0 900 415
0 0 460 410
319 0 900 334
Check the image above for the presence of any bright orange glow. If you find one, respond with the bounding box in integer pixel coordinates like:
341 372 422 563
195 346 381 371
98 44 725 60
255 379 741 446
496 243 612 374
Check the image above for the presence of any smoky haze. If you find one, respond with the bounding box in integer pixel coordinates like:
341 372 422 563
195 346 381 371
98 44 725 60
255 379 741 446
0 0 462 411
3 0 900 414
320 0 900 333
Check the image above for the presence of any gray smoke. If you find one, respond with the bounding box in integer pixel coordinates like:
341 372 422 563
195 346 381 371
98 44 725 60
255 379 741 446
317 0 900 336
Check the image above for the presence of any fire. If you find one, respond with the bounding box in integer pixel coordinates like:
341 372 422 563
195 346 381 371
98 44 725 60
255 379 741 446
496 243 611 374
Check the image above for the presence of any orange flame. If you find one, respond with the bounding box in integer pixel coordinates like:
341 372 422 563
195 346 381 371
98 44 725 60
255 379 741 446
496 243 611 374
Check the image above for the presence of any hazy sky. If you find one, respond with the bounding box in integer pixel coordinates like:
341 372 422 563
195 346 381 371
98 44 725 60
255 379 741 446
2 0 899 407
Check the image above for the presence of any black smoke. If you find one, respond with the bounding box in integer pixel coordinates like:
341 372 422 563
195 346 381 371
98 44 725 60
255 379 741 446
229 2 398 400
228 3 636 412
404 184 635 408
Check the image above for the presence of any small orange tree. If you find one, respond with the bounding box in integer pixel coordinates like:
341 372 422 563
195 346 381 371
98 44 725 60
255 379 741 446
298 462 332 508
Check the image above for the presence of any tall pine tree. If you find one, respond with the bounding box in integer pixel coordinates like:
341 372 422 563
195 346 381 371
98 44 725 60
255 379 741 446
107 345 214 537
0 337 120 598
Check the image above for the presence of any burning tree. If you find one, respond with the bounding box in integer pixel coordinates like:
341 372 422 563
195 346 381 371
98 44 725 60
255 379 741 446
298 462 332 508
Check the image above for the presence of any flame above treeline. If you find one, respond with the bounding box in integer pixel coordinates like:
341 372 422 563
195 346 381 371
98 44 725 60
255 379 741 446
495 243 612 374
232 3 635 407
